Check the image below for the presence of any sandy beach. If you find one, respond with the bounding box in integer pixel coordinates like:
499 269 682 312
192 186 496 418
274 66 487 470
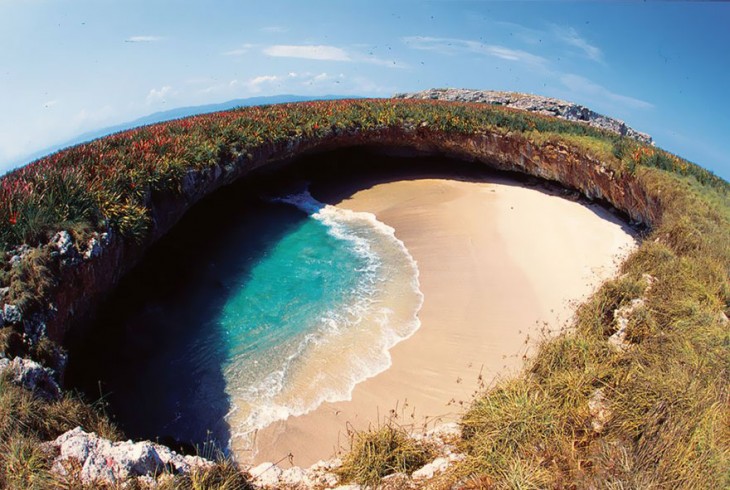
246 174 637 467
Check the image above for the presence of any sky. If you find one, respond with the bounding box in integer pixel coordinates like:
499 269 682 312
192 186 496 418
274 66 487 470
1 1 729 180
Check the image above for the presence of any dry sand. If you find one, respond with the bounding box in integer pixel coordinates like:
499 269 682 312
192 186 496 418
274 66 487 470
247 175 637 467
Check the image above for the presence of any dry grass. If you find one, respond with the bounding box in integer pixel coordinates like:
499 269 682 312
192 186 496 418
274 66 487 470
163 460 253 490
0 434 54 490
337 420 435 487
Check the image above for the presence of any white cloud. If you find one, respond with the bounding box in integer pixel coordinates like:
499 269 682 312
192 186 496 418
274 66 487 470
249 75 280 88
43 100 58 109
552 26 603 62
196 70 383 99
125 35 163 43
403 36 547 66
223 44 256 56
262 44 404 68
560 74 653 110
146 85 175 104
263 44 351 61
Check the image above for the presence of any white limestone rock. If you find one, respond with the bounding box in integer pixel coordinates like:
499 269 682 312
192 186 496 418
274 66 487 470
588 388 612 433
51 230 74 256
47 427 213 485
84 236 102 260
609 297 645 351
0 356 61 400
250 462 284 488
3 303 22 324
412 456 450 480
281 466 308 486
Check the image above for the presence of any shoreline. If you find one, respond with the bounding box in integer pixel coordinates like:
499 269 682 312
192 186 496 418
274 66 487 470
244 174 638 467
225 189 425 454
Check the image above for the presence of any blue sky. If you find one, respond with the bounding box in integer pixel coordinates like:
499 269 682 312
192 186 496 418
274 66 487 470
1 1 729 180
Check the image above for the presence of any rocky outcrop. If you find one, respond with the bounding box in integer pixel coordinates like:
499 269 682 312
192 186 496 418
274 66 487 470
609 298 645 351
588 388 611 433
395 88 653 144
609 274 655 351
44 427 213 485
0 356 61 400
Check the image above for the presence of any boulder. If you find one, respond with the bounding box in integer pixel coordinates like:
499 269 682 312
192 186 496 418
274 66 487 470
50 230 81 265
609 298 645 351
84 236 102 260
281 466 308 486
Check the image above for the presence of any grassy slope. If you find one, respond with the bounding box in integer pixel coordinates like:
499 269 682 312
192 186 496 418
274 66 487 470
0 99 728 488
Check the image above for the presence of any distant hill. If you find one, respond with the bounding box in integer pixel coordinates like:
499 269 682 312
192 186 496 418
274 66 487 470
10 94 355 170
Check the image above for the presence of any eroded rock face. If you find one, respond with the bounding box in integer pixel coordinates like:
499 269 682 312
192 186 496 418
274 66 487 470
45 427 213 485
395 88 653 144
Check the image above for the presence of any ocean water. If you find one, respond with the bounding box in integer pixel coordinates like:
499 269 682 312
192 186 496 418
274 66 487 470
67 185 422 459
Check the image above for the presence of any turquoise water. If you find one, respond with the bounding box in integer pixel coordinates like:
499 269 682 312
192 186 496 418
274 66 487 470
67 185 422 458
220 215 367 372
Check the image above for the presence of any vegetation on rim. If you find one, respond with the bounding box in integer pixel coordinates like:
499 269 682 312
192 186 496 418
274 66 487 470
0 98 728 488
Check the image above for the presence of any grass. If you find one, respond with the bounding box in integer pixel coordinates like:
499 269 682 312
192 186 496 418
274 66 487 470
337 420 435 487
0 434 54 490
0 97 728 488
